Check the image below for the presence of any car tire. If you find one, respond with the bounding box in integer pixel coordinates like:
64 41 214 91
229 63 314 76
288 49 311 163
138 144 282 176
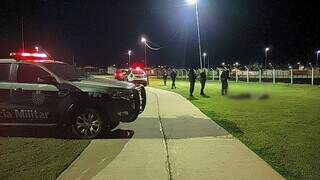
71 108 106 139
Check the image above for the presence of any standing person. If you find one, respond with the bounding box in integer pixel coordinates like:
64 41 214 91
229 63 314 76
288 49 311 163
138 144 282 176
200 70 207 95
170 70 177 89
221 68 230 96
188 68 197 97
162 70 168 86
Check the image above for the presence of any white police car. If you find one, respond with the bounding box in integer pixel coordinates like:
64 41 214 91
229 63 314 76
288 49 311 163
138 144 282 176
0 51 146 139
126 67 148 86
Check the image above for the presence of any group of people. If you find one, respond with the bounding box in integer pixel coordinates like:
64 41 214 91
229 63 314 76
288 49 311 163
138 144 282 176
162 70 177 89
162 68 230 97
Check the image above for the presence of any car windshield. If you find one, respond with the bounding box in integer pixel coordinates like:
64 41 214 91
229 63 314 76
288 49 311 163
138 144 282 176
43 63 88 81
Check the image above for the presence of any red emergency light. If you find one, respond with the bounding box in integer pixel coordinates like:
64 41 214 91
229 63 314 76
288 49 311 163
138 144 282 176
10 51 50 61
21 52 48 58
131 62 145 70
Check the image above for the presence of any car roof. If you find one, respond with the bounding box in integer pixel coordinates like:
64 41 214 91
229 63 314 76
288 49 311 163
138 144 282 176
0 59 16 63
0 58 66 64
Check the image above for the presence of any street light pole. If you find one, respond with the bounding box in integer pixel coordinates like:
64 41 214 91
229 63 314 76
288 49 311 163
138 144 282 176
21 16 24 51
265 47 270 69
141 37 147 67
128 50 132 68
202 52 207 69
144 44 147 67
316 50 320 67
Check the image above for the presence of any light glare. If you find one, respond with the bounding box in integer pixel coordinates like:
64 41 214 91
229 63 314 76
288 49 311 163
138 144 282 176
187 0 197 5
141 37 147 43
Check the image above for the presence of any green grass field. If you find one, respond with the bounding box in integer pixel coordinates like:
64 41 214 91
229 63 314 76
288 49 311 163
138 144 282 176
150 79 320 180
0 133 89 180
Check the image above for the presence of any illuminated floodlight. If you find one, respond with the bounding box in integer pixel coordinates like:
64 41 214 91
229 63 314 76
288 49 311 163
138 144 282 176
265 47 270 52
141 37 147 43
186 0 197 5
128 50 132 55
222 62 225 66
202 52 207 57
317 50 320 54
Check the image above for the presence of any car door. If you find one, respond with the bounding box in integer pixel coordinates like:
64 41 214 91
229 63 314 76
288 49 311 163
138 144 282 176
9 63 61 126
0 63 15 124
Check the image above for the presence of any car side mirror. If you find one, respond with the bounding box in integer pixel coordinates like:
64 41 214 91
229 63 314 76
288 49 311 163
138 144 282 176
37 76 57 84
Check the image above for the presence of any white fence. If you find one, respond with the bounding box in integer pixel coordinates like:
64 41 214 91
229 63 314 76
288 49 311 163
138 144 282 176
154 68 320 85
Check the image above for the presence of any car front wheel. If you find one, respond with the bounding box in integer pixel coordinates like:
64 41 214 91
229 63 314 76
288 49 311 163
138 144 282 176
71 108 105 139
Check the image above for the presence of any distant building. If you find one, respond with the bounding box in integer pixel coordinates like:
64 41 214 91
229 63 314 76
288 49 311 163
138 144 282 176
78 66 107 75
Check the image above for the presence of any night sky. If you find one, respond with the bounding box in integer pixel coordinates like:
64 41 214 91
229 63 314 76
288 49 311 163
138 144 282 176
0 0 319 68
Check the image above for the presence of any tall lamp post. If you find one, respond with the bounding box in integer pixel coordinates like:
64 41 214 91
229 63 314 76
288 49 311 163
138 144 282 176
128 50 132 68
202 52 207 69
316 50 320 68
265 47 270 69
141 37 147 67
187 0 203 69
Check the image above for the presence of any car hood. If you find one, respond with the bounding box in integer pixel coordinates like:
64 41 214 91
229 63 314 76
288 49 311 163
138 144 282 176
71 78 136 93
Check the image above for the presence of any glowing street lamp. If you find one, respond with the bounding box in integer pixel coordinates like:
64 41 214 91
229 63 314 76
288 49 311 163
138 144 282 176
186 0 197 5
187 0 203 69
264 47 270 69
269 62 273 68
141 37 147 43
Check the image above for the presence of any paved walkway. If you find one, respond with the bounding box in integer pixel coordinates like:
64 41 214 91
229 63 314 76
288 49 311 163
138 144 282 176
58 87 283 180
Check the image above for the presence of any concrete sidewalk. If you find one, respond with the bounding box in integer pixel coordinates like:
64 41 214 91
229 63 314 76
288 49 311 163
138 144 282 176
147 87 283 180
58 91 169 180
58 87 283 180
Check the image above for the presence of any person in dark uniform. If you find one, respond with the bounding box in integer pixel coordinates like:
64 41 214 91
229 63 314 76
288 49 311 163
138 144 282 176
162 70 168 86
199 70 207 95
188 68 197 97
170 70 177 89
221 68 230 96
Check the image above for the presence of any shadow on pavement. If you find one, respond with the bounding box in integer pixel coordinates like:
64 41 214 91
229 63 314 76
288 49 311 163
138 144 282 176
119 116 231 139
0 127 135 140
0 115 232 140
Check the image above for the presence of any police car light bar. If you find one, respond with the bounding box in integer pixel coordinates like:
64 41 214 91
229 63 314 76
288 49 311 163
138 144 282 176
10 51 50 61
21 52 48 58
